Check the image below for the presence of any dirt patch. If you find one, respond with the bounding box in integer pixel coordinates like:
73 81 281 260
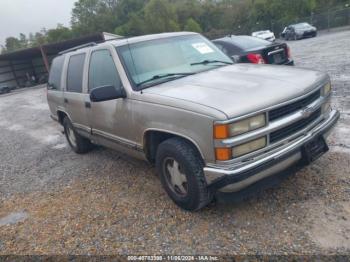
0 211 29 227
308 201 350 249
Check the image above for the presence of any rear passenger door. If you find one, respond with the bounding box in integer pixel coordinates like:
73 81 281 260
64 53 91 137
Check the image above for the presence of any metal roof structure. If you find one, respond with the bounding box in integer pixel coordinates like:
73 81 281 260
0 32 122 88
0 32 121 61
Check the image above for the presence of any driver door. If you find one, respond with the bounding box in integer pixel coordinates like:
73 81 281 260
86 48 127 146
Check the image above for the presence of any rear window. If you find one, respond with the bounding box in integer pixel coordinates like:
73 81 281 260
227 36 270 50
48 55 65 90
66 53 86 93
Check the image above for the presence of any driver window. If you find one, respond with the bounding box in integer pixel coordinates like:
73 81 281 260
88 49 122 92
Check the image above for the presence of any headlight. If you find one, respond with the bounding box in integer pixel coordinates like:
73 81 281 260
232 137 267 158
214 114 266 139
323 82 332 96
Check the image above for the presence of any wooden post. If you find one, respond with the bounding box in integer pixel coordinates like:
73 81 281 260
40 45 50 73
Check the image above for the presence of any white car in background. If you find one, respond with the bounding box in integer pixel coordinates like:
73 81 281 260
252 30 276 42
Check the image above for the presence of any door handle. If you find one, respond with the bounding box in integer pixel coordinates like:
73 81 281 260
64 98 68 103
85 101 91 108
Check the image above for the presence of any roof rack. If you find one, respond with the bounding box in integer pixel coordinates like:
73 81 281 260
59 42 97 55
103 36 125 42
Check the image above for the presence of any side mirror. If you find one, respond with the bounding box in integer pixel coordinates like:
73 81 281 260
90 85 126 102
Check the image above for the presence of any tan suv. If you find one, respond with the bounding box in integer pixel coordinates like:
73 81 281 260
47 32 339 211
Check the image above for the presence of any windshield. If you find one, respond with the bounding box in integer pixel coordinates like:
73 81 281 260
116 34 232 90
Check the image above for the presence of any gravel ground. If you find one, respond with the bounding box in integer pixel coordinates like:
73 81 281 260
0 30 350 256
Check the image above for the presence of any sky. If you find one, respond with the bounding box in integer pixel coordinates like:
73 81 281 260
0 0 78 47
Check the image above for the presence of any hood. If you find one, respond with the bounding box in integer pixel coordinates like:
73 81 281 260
143 64 328 119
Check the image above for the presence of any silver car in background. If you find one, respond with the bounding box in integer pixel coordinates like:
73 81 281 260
252 30 276 42
47 32 339 211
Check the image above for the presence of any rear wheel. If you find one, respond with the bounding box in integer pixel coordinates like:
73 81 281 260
63 117 92 154
156 137 212 211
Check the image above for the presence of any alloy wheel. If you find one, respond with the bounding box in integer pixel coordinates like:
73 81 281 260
163 157 188 197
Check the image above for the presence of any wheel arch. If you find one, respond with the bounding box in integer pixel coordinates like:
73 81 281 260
56 110 71 126
143 129 205 164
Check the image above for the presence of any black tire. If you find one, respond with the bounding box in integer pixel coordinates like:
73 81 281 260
156 137 212 211
63 117 92 154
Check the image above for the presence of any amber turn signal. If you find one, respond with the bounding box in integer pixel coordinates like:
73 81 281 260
215 148 232 161
214 124 229 139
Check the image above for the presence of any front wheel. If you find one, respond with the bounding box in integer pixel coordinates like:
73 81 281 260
156 137 213 211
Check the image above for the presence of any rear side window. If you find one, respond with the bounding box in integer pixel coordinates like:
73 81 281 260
88 49 122 92
66 53 86 93
48 55 65 90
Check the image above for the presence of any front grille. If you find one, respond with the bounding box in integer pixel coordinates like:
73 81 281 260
269 109 321 143
269 90 321 121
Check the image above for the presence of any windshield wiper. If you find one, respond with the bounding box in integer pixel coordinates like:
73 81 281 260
190 60 233 66
136 73 195 87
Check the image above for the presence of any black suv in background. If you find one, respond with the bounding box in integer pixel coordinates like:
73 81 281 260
281 23 317 40
212 35 294 65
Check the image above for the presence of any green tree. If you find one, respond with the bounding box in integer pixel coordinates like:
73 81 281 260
115 0 147 26
5 37 22 52
71 0 117 36
19 33 28 48
33 32 47 46
115 13 146 36
0 45 6 54
174 0 203 29
144 0 180 33
46 24 73 43
2 0 350 53
184 18 202 33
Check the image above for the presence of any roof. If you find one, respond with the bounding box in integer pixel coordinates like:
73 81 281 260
0 32 122 61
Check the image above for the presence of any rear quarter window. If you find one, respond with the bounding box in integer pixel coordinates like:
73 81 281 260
48 55 65 90
66 53 86 93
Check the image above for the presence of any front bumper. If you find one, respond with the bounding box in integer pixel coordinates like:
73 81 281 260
204 109 340 193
